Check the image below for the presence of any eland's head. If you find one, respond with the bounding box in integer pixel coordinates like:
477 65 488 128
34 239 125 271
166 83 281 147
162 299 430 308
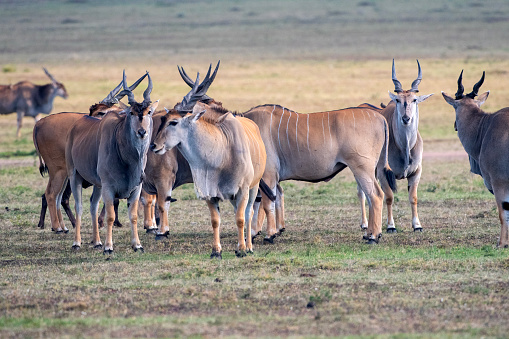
43 67 69 99
389 60 433 128
118 70 158 141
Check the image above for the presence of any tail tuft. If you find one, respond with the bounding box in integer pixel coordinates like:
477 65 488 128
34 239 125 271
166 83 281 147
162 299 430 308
259 179 276 202
39 164 48 177
384 167 397 193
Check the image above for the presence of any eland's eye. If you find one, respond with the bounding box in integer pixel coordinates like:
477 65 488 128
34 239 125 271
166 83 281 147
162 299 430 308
413 99 417 103
169 120 178 126
395 99 400 103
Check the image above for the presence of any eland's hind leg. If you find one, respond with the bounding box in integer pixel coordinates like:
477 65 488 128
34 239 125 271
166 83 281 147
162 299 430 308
275 183 285 234
357 185 369 230
69 175 83 250
47 170 69 233
353 169 384 244
89 186 102 249
493 186 509 248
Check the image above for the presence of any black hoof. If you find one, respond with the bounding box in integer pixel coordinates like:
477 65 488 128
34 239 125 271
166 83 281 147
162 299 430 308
114 222 123 228
414 227 423 232
251 231 262 242
362 234 369 240
134 246 144 253
155 231 169 241
360 225 368 230
64 229 69 234
278 228 286 234
365 239 378 245
386 227 397 234
54 229 63 234
263 235 276 244
235 250 247 258
145 228 158 234
71 244 80 251
210 251 222 259
103 249 113 255
247 249 254 254
93 244 103 250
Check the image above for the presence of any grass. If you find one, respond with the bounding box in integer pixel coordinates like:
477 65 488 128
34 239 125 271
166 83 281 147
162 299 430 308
1 0 509 338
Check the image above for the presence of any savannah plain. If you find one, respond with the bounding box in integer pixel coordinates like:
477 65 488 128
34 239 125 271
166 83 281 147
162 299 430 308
1 0 509 338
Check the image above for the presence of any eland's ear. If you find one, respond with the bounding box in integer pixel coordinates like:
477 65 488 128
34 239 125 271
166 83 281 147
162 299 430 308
388 91 398 101
191 110 206 122
441 92 457 107
118 101 129 110
217 112 231 123
476 91 490 107
149 100 159 114
417 93 433 103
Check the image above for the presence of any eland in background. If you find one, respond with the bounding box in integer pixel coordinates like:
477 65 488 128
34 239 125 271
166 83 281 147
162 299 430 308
1 68 68 138
442 71 509 247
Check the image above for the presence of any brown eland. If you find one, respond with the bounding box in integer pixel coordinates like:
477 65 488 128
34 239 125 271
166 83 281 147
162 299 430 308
150 75 267 257
0 68 68 138
34 74 147 233
242 103 396 244
358 60 433 233
65 71 158 253
141 62 220 239
442 70 509 247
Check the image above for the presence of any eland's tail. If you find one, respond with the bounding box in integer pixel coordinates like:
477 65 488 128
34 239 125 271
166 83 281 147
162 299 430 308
380 118 397 193
32 124 48 177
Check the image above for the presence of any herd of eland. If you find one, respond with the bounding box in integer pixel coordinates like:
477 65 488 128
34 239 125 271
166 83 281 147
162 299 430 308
1 60 508 258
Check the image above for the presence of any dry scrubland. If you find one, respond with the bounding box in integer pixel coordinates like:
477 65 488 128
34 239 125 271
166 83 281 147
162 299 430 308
1 0 509 338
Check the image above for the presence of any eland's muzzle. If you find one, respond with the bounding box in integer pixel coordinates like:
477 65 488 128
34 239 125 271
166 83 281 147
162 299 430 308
137 128 147 138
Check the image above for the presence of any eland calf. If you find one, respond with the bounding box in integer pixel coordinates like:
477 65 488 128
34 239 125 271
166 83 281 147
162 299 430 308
1 68 68 137
66 71 158 252
442 71 509 247
358 60 433 233
150 84 266 257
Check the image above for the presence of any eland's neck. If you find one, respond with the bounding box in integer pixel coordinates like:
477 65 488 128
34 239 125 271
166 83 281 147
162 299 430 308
116 116 150 169
455 106 488 161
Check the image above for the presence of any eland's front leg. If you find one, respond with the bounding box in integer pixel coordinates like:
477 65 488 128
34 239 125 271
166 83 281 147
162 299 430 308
408 167 422 232
207 199 222 259
127 187 144 252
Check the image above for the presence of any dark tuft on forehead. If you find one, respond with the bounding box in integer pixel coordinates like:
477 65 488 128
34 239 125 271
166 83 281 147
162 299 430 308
157 115 168 135
129 101 152 121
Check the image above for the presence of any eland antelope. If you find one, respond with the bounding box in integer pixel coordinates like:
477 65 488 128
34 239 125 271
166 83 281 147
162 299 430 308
358 60 433 233
34 74 147 233
442 70 509 247
150 78 267 257
65 71 158 253
141 62 220 238
1 68 68 138
242 104 396 244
